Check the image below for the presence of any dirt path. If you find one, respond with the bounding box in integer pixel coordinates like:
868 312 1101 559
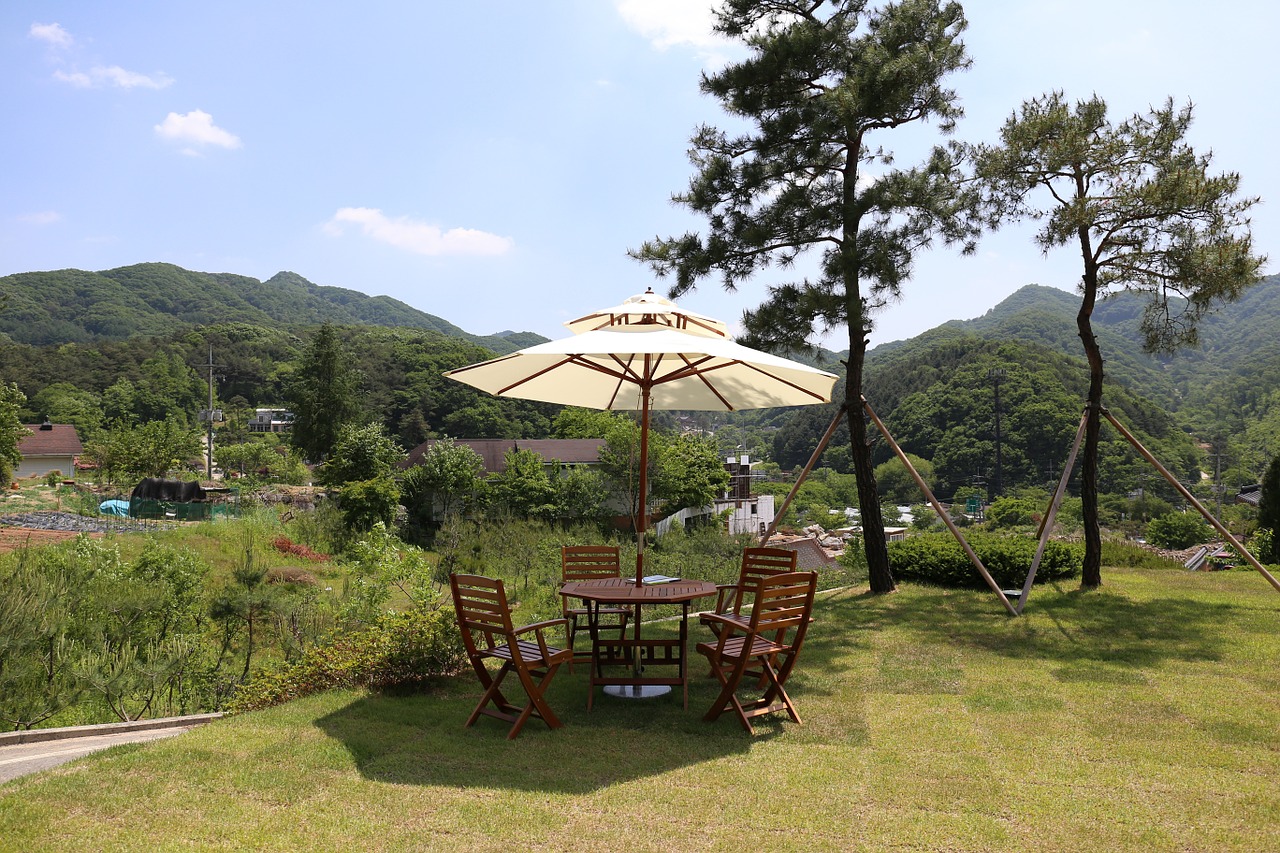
0 526 101 554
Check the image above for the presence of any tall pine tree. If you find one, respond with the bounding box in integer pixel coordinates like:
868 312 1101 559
287 324 361 463
632 0 980 593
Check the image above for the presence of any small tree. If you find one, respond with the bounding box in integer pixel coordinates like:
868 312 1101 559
490 448 558 518
321 422 406 486
0 383 29 485
1146 511 1210 551
288 324 362 463
400 438 486 525
974 93 1265 587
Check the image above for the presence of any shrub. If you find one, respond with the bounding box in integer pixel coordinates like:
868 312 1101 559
1146 511 1210 550
986 497 1039 529
887 531 1081 589
225 605 465 713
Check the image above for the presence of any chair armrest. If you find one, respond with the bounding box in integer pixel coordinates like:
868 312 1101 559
514 618 570 660
514 618 569 636
712 585 740 614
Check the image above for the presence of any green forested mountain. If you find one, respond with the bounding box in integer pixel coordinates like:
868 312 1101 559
0 263 540 355
768 274 1280 497
924 275 1280 414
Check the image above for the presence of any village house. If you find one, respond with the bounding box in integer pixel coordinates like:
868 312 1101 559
15 421 83 480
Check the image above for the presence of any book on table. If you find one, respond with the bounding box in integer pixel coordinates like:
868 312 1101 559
641 574 680 585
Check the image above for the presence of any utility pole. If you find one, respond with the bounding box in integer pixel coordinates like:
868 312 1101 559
988 368 1006 502
200 346 224 480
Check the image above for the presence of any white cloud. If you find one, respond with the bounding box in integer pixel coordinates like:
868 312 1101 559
29 22 73 48
17 211 61 225
324 207 514 257
154 110 242 151
615 1 740 67
54 65 173 90
615 0 721 49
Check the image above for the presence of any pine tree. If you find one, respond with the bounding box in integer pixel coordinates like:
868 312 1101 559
974 94 1265 587
632 0 980 593
287 324 361 463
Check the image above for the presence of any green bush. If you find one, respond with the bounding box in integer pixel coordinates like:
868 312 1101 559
1146 511 1210 550
887 531 1081 589
986 497 1039 529
226 606 465 713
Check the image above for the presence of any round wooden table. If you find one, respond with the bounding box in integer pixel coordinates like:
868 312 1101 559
558 577 717 707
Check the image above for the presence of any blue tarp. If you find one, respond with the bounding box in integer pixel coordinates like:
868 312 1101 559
99 499 131 517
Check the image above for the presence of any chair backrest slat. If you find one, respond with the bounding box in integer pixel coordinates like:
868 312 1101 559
748 572 818 639
727 547 798 614
451 573 515 637
562 545 622 582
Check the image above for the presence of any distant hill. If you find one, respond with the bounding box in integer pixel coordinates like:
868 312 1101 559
872 274 1280 413
0 263 544 355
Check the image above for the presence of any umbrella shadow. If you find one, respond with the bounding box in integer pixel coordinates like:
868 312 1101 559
314 663 760 793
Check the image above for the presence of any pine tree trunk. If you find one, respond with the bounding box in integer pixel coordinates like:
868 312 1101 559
1077 282 1104 589
847 342 895 594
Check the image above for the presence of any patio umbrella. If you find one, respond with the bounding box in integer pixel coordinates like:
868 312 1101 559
443 293 838 585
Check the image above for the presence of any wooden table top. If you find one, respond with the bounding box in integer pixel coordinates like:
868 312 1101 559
559 576 717 604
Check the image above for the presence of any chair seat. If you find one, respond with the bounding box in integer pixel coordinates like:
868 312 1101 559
482 639 573 668
697 634 786 661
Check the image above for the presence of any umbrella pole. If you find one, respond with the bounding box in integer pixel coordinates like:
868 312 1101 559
635 376 650 586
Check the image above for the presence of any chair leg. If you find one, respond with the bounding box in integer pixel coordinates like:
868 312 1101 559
508 662 564 739
466 661 516 728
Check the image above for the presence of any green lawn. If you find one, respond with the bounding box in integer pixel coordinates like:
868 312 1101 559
3 566 1278 852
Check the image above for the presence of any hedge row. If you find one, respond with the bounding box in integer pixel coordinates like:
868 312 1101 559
888 531 1082 589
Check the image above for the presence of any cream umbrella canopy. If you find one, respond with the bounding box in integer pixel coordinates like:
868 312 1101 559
443 299 838 585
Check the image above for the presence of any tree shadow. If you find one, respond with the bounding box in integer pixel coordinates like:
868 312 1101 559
823 580 1244 684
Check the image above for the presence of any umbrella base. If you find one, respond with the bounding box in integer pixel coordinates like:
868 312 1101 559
603 684 672 700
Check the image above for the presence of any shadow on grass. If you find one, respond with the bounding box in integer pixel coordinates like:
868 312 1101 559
822 579 1243 683
315 625 778 792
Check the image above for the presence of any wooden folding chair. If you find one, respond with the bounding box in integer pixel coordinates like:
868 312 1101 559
561 545 631 668
700 546 798 639
450 573 572 739
697 571 817 735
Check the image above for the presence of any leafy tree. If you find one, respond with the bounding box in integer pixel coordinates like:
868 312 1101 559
986 496 1038 529
1258 454 1280 563
1146 511 1210 550
83 418 201 485
552 466 610 522
26 382 104 440
874 454 934 505
321 422 407 486
288 324 361 462
0 383 28 485
400 438 486 525
490 448 558 518
632 0 979 593
552 407 620 439
337 478 402 534
974 93 1265 587
654 433 731 515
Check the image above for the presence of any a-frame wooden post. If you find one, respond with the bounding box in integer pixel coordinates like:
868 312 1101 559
1101 407 1280 594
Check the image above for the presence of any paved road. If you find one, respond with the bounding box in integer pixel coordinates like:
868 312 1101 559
0 716 219 785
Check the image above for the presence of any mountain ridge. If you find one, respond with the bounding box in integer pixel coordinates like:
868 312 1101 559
0 262 544 355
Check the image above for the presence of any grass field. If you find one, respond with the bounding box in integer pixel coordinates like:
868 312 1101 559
2 566 1277 852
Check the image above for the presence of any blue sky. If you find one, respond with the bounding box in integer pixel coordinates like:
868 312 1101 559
2 1 1276 348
